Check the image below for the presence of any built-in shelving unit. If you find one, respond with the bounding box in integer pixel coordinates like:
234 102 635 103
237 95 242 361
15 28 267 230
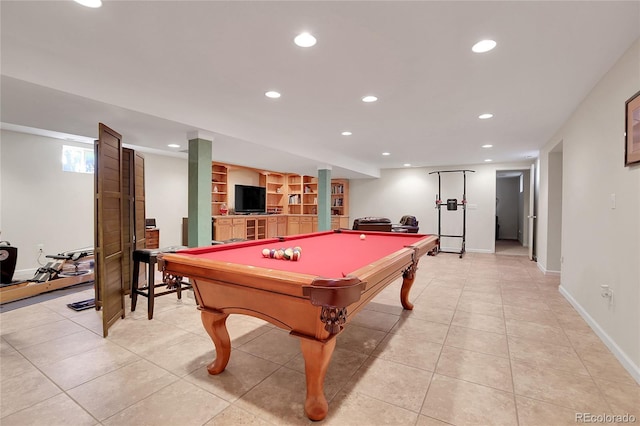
262 172 286 214
331 179 349 216
302 176 318 215
211 163 228 216
287 174 303 214
208 162 350 240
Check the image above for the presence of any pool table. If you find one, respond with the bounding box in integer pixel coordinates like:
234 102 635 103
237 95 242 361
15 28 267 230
158 229 438 420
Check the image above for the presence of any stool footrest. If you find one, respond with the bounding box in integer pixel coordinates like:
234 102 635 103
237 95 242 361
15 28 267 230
135 288 190 298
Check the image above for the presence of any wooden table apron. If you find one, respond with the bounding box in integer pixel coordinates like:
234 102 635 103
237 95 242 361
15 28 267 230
158 231 437 420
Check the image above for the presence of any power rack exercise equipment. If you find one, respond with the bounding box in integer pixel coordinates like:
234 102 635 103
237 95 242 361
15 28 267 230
429 169 475 258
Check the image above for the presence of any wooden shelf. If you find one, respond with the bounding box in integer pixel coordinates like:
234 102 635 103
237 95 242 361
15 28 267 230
211 163 229 216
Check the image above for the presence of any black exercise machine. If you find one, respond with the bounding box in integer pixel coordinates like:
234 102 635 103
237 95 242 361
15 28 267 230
429 169 475 258
1 245 95 304
0 241 18 285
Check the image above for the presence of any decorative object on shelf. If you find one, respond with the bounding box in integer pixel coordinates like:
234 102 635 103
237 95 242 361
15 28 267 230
625 90 640 166
213 185 219 192
220 203 228 215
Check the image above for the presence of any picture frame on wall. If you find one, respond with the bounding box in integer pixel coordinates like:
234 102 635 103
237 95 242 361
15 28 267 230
625 90 640 166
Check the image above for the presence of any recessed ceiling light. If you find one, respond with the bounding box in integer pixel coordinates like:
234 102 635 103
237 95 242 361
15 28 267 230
74 0 102 7
362 95 378 103
294 32 317 47
341 131 352 136
168 144 180 148
265 91 281 99
482 144 493 148
382 152 391 156
403 163 411 167
472 39 497 53
484 159 493 162
479 113 493 119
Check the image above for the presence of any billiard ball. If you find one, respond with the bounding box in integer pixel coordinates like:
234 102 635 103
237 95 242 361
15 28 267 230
262 248 270 257
360 234 366 240
283 248 293 260
291 250 300 261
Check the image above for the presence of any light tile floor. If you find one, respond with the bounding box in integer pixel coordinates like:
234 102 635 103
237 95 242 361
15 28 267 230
1 253 638 425
495 240 528 257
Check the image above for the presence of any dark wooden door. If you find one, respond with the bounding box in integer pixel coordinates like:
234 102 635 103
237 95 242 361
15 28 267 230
122 149 146 295
94 123 125 337
122 148 134 296
134 151 146 251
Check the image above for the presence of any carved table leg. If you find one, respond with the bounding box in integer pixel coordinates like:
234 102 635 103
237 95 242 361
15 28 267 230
299 336 337 421
200 310 231 375
400 259 419 310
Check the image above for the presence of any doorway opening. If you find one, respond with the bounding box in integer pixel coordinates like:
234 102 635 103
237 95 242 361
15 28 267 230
495 170 530 256
546 143 563 273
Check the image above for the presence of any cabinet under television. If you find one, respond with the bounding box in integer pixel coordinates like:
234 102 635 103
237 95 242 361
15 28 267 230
212 214 350 241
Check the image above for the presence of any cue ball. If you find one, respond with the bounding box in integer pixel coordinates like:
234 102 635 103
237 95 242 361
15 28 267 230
360 234 366 240
262 248 270 257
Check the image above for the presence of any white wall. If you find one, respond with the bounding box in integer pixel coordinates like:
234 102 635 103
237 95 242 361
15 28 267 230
1 130 94 277
0 133 3 236
143 152 188 248
1 130 189 276
538 39 640 380
547 150 563 272
350 161 534 254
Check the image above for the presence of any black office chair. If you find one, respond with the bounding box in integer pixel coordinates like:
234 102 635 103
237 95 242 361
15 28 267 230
392 216 419 233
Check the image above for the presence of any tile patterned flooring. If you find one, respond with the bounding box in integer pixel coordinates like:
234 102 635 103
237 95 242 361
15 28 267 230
1 252 638 425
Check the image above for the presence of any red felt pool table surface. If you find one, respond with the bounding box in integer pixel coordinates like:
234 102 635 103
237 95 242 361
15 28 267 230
177 229 431 278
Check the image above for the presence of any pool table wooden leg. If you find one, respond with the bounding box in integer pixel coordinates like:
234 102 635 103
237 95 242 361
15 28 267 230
299 336 337 421
200 310 231 375
400 259 419 310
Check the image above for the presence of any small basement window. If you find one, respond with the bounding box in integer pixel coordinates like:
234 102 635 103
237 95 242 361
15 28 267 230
62 145 95 174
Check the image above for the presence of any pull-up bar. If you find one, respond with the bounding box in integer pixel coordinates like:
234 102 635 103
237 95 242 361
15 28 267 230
429 169 475 258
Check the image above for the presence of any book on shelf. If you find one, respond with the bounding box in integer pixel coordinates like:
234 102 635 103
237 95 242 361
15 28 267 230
288 194 301 204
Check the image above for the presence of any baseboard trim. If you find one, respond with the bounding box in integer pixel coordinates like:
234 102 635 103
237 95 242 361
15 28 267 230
466 248 493 254
559 285 640 385
537 262 561 275
438 247 493 254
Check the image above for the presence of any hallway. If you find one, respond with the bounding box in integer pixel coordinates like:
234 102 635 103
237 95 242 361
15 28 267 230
496 239 529 257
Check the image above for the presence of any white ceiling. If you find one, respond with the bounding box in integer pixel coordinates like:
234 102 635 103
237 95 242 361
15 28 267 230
1 1 638 178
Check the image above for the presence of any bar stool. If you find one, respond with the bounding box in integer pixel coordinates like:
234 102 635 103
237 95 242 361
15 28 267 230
131 246 190 319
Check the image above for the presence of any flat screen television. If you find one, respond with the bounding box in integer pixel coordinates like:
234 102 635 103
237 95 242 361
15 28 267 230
235 184 266 214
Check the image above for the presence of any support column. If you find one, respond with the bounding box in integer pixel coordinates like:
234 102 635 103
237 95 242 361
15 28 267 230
187 132 212 247
317 167 332 231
